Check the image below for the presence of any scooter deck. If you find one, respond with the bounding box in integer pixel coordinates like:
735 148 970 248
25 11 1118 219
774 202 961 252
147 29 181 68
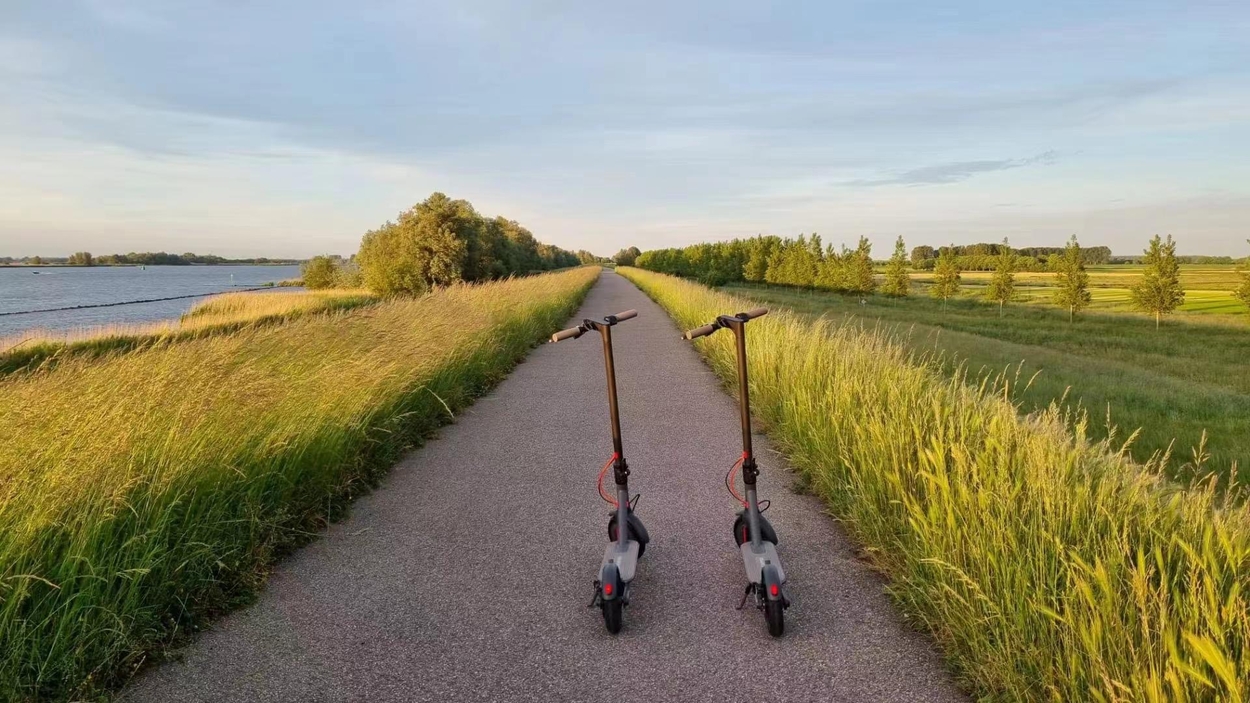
602 540 641 582
740 541 785 584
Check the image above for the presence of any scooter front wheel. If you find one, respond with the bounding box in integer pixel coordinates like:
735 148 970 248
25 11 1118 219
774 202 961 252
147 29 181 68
602 598 624 634
765 599 784 637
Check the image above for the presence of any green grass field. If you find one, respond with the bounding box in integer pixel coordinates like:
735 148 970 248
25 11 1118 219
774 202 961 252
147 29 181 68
725 280 1249 489
0 268 598 700
622 267 1249 702
910 264 1249 321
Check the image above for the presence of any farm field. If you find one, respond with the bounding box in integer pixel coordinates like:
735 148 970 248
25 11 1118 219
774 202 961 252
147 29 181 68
0 267 597 699
621 267 1250 702
726 281 1250 488
910 264 1248 320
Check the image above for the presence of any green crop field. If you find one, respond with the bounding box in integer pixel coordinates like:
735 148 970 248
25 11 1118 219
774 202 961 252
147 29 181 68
724 280 1249 488
910 264 1248 320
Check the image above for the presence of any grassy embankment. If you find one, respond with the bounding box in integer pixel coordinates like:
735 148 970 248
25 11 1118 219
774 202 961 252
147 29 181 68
0 289 376 375
0 267 599 700
910 264 1247 321
620 267 1248 702
726 283 1249 488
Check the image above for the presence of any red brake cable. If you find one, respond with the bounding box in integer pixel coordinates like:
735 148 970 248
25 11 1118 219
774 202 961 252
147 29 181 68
598 452 619 507
724 453 748 508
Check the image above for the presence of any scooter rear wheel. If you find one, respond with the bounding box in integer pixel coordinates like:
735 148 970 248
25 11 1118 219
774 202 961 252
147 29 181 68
602 598 624 634
765 599 784 637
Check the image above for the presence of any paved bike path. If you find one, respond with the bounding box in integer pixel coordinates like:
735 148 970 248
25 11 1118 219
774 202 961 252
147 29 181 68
125 271 966 702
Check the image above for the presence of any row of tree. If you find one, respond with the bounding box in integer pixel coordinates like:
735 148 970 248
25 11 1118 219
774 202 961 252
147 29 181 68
908 243 1113 271
635 233 1244 328
4 252 299 266
304 192 581 294
635 235 881 292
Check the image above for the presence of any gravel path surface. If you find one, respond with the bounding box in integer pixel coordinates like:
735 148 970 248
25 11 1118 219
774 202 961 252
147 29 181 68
124 271 967 703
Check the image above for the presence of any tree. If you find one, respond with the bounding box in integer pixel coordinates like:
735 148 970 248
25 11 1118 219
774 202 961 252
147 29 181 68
301 255 340 290
882 236 911 297
612 247 641 267
1053 235 1092 323
1230 240 1250 306
1130 234 1185 329
929 245 962 308
743 236 780 282
30 256 42 265
846 237 876 295
68 251 94 266
357 193 474 295
984 238 1015 316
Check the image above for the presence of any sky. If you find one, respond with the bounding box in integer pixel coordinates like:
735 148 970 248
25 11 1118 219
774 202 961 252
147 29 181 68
1 0 1248 258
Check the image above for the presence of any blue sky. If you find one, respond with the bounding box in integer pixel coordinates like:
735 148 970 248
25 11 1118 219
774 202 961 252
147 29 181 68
1 1 1248 257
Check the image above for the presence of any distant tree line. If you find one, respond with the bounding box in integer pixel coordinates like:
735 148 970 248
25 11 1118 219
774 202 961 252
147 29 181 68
305 192 581 294
635 235 878 293
0 252 301 266
909 243 1112 271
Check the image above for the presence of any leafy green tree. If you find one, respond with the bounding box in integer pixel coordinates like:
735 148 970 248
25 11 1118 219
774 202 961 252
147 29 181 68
846 237 876 295
334 259 364 288
612 246 641 267
67 252 94 266
984 238 1015 316
30 256 42 265
815 246 846 291
1230 240 1250 306
743 236 780 282
882 237 911 297
929 245 962 308
1130 234 1186 329
765 235 820 287
301 255 340 290
1053 235 1092 323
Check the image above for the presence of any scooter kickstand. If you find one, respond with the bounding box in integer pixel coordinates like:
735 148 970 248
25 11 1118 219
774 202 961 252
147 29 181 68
589 580 602 608
735 583 755 611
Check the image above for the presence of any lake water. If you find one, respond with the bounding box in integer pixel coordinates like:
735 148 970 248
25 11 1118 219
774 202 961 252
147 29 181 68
0 265 301 338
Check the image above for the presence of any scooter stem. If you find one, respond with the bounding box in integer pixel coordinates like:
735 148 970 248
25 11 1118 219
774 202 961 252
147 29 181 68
726 317 765 551
597 323 632 552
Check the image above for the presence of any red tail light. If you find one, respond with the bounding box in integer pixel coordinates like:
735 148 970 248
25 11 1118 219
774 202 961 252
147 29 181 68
769 583 779 598
604 582 614 596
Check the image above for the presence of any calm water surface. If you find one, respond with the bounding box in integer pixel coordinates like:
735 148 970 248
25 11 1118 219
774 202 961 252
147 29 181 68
0 265 301 337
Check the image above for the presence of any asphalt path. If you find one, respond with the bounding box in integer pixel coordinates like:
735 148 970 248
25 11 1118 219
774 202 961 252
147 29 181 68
124 271 967 703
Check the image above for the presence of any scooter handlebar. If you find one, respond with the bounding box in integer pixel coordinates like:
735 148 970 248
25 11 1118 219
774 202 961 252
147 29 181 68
740 307 769 320
611 309 637 322
550 326 583 343
683 323 718 340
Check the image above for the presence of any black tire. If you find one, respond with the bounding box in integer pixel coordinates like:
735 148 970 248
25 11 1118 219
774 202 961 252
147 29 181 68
607 516 648 558
765 599 784 637
733 513 779 547
602 598 624 634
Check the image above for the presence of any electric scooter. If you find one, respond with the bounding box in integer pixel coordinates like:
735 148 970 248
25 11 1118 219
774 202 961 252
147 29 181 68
551 309 650 634
684 307 790 636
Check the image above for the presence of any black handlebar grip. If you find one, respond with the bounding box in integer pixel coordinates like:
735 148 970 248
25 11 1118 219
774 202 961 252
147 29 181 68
683 323 717 340
612 309 637 322
551 327 582 343
741 307 769 320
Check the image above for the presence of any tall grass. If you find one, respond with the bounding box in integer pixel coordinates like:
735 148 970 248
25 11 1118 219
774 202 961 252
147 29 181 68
0 289 377 375
728 283 1250 487
620 267 1249 702
0 267 598 700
